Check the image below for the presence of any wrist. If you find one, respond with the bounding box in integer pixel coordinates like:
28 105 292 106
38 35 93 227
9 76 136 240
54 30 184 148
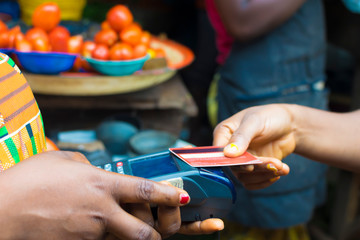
282 104 308 155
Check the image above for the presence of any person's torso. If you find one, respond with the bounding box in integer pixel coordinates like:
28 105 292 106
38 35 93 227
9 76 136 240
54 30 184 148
219 0 327 99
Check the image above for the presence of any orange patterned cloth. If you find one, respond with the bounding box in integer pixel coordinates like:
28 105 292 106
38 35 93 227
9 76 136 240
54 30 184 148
0 53 46 172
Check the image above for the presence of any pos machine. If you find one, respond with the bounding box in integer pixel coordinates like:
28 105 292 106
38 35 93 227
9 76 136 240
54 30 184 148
95 150 236 222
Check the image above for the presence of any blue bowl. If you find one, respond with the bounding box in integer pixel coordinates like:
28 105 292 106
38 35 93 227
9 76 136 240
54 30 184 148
0 48 14 55
84 54 150 76
129 130 177 155
96 120 138 155
14 51 77 75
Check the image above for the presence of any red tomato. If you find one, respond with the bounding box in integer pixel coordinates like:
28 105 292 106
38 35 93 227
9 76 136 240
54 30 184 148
0 20 8 33
15 39 32 52
106 5 133 32
119 23 142 46
48 26 70 52
154 48 166 58
92 44 110 60
81 40 96 57
109 42 133 60
32 37 50 52
0 32 9 48
101 21 112 30
32 2 61 32
94 29 118 47
25 27 49 44
45 137 59 151
139 31 151 47
7 26 21 49
133 44 148 59
67 35 83 54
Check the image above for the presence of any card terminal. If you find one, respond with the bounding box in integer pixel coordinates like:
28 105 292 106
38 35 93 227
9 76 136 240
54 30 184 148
95 150 236 221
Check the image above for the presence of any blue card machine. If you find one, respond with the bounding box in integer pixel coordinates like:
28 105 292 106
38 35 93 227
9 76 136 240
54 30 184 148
96 150 236 221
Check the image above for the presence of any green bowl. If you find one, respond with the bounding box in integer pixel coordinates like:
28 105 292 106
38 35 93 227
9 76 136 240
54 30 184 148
84 54 150 76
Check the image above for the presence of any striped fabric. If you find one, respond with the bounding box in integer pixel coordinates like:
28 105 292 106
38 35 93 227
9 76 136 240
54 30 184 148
0 53 46 172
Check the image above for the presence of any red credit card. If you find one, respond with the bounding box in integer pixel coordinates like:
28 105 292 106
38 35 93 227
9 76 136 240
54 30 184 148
169 146 261 167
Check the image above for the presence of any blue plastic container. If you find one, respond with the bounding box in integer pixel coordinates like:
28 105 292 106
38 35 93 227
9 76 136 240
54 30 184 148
0 48 14 55
84 54 150 76
15 51 77 75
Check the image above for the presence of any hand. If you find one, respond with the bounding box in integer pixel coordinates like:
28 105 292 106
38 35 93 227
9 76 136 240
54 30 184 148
213 104 293 189
0 151 221 239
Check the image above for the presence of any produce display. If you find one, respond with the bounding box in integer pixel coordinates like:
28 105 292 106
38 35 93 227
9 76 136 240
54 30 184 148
0 2 170 75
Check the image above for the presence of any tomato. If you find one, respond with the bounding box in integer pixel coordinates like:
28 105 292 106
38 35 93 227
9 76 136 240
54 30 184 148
32 37 50 52
139 31 151 47
48 26 70 53
119 23 142 46
106 5 133 32
109 42 133 60
133 44 148 59
67 35 83 54
92 44 110 60
7 26 22 49
101 21 112 30
154 48 166 58
32 2 61 32
0 20 8 33
15 39 32 52
94 29 118 47
45 137 59 151
0 32 9 48
25 27 49 44
81 41 96 57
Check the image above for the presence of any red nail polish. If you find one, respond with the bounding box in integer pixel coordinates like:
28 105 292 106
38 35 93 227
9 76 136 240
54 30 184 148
180 193 190 204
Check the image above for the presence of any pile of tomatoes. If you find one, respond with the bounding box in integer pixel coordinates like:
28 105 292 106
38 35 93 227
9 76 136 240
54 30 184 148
0 2 167 72
0 3 80 53
91 4 165 61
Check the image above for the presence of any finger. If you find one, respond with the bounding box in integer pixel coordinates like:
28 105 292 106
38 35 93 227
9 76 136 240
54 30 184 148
126 203 154 227
213 120 234 146
156 205 181 239
243 176 281 190
178 219 224 235
106 173 190 206
235 172 279 185
230 157 289 174
222 115 265 157
107 205 161 240
61 151 91 164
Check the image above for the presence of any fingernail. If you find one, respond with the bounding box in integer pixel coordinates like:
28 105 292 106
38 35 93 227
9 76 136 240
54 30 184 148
267 164 278 173
225 143 239 153
180 193 190 204
269 176 280 182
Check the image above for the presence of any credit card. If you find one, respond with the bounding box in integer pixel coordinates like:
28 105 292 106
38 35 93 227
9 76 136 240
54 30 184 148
169 146 261 167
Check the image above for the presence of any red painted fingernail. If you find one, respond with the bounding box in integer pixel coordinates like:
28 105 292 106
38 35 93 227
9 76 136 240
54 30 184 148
180 193 190 204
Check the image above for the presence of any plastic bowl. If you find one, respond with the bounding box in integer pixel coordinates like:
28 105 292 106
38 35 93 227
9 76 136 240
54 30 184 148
0 48 14 55
14 51 77 75
129 130 177 155
96 120 139 155
84 54 150 76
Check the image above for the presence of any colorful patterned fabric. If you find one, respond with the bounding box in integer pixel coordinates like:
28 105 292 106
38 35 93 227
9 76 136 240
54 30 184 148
0 53 46 172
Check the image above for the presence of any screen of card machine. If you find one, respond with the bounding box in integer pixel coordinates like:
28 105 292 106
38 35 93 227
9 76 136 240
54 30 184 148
129 153 179 178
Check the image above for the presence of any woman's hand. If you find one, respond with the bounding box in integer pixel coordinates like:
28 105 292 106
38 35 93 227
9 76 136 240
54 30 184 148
213 104 294 189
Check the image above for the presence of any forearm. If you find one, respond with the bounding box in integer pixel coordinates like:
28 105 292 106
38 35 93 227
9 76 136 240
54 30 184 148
214 0 306 41
288 104 360 172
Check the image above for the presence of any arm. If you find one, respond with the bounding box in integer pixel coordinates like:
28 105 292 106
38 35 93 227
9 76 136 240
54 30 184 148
214 104 360 173
0 151 223 239
214 0 306 41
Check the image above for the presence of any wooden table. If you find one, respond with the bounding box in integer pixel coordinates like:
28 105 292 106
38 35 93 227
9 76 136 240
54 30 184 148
31 73 198 138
